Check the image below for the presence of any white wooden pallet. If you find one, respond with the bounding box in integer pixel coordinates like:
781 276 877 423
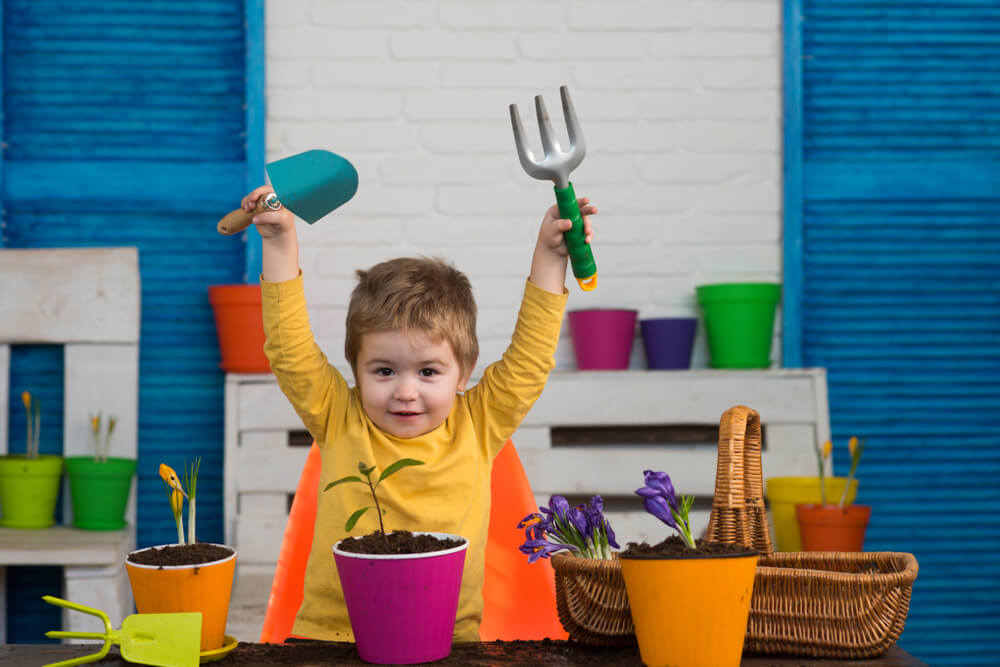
0 248 140 642
225 368 830 573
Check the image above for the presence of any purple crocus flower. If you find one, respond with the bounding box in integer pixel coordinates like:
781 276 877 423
636 470 678 509
568 504 590 538
519 537 579 563
517 494 618 561
643 495 677 530
635 469 696 548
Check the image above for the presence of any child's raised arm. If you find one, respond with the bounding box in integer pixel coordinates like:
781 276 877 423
528 197 597 294
242 185 299 283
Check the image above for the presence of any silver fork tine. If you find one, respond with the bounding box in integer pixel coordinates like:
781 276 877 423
560 85 586 172
509 103 546 180
534 94 559 158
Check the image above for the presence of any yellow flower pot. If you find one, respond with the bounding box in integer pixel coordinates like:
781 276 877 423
765 476 857 551
620 550 758 667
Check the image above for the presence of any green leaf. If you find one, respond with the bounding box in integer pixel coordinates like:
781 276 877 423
357 461 376 476
345 506 372 532
324 475 364 492
378 458 425 483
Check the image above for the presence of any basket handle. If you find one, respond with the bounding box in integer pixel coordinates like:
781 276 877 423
705 405 774 555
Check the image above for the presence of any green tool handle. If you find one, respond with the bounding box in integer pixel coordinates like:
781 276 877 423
554 183 597 291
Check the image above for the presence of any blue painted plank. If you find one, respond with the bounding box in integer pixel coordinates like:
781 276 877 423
2 0 261 642
789 1 1000 661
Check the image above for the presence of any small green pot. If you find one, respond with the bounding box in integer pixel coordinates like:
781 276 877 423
695 282 781 369
0 454 64 529
66 456 137 530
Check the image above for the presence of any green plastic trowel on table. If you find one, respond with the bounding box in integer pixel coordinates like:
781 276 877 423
217 148 359 235
41 596 202 667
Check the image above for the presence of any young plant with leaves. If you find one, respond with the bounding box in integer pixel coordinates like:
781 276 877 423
325 458 425 535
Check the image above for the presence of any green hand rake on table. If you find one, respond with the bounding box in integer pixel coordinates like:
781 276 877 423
41 596 201 667
510 85 597 291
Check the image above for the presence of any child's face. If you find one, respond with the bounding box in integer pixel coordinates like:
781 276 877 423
355 328 471 439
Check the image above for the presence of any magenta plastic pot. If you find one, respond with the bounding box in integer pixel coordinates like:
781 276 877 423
640 317 697 369
568 309 638 370
333 532 468 664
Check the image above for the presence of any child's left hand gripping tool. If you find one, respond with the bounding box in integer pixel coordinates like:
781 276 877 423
216 149 359 235
510 85 596 291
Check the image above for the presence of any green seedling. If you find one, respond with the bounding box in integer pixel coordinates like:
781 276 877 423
325 458 425 535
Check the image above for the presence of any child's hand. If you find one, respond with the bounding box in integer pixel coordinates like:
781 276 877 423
537 197 597 258
242 186 295 240
529 197 597 294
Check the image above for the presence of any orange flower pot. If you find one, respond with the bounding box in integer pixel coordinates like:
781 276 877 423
125 545 237 651
619 550 758 667
208 285 270 373
796 504 871 552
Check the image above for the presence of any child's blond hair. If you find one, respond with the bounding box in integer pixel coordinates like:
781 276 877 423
345 257 478 378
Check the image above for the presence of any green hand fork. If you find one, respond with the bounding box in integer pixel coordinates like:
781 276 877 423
41 595 202 667
510 85 596 291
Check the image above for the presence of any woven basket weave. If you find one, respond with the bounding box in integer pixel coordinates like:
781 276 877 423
550 405 918 657
704 405 918 658
550 553 635 647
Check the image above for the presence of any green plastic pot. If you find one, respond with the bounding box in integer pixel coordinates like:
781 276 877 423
66 456 137 530
765 476 858 552
695 282 781 369
0 454 64 528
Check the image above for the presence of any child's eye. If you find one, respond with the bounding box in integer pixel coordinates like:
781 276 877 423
419 368 438 377
376 367 394 377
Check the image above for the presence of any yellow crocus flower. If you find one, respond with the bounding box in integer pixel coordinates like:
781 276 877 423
158 463 188 499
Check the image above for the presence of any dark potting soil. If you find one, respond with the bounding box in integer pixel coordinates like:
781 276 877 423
223 639 644 666
621 534 757 557
337 530 464 555
127 543 234 566
64 639 644 666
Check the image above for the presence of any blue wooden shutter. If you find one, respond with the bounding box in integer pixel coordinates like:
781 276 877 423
1 0 263 640
784 1 1000 663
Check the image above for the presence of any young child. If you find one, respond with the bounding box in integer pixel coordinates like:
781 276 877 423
241 185 597 642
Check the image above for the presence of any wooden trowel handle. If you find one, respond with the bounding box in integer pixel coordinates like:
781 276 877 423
217 193 282 235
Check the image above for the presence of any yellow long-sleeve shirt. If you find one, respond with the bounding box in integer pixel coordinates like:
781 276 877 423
261 274 567 642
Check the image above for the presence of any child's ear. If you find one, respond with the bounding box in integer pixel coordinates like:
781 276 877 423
457 366 474 392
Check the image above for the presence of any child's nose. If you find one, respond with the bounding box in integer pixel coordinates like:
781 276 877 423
393 378 418 400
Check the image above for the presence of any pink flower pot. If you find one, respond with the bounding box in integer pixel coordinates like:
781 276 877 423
333 533 468 664
568 309 638 370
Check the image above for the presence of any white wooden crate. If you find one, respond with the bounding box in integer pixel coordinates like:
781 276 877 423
225 368 829 573
0 248 140 642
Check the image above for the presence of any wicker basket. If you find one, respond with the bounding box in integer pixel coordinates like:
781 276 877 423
705 405 919 658
548 404 918 657
550 553 635 647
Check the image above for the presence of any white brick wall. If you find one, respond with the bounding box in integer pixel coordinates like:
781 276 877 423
264 0 783 378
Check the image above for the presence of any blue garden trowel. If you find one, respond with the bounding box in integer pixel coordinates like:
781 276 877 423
217 149 358 235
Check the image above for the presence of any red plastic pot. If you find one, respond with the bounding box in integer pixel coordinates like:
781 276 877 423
208 285 270 373
795 504 871 552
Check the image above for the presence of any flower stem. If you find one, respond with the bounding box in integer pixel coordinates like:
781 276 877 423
368 477 386 535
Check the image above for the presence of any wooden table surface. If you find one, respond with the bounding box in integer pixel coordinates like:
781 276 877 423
1 640 926 666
